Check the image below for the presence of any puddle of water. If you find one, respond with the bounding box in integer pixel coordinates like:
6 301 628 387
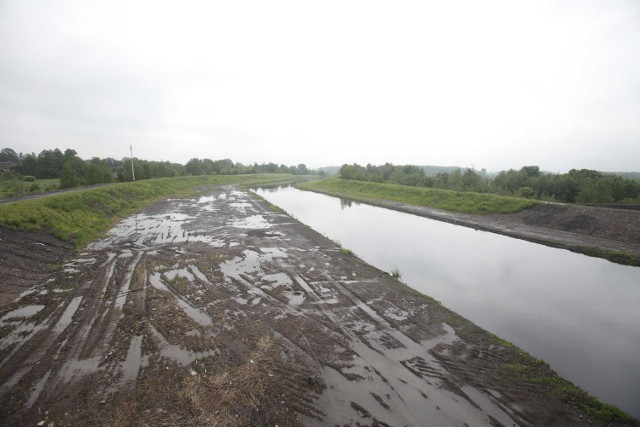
190 265 210 283
115 253 143 312
198 196 217 203
53 297 83 334
294 275 315 295
284 291 305 306
88 209 223 250
149 273 213 327
0 305 45 324
233 296 249 305
57 356 101 383
261 273 293 290
230 214 271 229
229 201 253 210
27 370 52 407
147 323 218 366
121 335 144 386
164 268 195 282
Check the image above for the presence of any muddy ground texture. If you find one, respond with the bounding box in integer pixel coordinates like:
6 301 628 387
0 187 636 426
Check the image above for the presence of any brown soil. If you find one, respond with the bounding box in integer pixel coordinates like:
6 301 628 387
0 188 637 426
0 229 73 306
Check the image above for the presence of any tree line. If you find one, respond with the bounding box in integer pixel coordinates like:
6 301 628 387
339 163 640 204
0 147 316 193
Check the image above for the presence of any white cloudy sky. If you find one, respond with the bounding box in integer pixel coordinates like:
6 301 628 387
1 0 639 172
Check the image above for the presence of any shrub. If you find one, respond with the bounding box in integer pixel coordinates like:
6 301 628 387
516 186 534 198
23 176 36 182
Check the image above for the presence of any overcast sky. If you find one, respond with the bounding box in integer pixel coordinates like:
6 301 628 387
1 0 639 172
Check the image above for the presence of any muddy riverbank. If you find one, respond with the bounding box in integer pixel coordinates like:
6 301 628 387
0 187 637 426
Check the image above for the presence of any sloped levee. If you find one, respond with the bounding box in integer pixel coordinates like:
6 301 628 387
0 187 633 426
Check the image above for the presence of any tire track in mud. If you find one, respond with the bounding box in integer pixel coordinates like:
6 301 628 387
0 186 602 426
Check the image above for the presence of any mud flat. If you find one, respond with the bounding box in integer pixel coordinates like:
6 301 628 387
0 187 636 426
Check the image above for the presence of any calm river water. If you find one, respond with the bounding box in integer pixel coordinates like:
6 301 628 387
254 185 640 418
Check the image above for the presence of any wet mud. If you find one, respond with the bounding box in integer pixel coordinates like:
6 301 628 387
0 187 630 426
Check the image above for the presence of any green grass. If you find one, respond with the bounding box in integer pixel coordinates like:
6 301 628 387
297 177 539 214
0 174 298 248
0 178 60 198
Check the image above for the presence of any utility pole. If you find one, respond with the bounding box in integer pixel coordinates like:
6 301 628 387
130 145 136 181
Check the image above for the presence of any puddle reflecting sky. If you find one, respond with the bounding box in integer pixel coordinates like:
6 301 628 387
255 186 640 418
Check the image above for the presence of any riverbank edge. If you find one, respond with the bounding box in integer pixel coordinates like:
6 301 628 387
295 183 640 267
251 190 639 425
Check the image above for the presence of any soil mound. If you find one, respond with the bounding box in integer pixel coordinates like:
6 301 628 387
516 204 640 244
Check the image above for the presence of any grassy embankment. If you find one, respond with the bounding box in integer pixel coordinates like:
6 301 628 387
297 176 538 214
0 174 299 248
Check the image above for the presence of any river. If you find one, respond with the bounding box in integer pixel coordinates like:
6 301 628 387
254 185 640 418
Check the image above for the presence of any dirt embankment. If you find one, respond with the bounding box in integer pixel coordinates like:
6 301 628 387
0 188 637 426
507 203 640 244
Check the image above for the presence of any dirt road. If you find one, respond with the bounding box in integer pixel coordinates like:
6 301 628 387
0 187 631 426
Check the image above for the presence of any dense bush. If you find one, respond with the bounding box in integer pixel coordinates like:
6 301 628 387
339 163 640 204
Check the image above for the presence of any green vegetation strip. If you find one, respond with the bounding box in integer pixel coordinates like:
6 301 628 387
298 177 539 214
0 174 297 247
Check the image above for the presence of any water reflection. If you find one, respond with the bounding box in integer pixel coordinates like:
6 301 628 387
253 186 640 418
340 198 353 209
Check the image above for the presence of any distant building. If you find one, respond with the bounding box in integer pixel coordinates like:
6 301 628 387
0 162 17 173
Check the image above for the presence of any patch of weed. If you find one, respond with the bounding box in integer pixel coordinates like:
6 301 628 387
390 267 403 281
297 177 539 214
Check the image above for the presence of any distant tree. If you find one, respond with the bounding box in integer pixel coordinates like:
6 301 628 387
20 154 37 175
214 159 236 174
35 149 64 178
64 148 78 161
576 179 614 203
462 169 483 191
60 162 79 189
185 158 204 176
87 158 114 184
339 164 368 181
434 172 449 189
520 165 541 178
448 169 463 191
0 148 19 163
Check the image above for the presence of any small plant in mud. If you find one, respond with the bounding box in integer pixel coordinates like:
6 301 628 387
390 267 403 281
332 239 354 256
